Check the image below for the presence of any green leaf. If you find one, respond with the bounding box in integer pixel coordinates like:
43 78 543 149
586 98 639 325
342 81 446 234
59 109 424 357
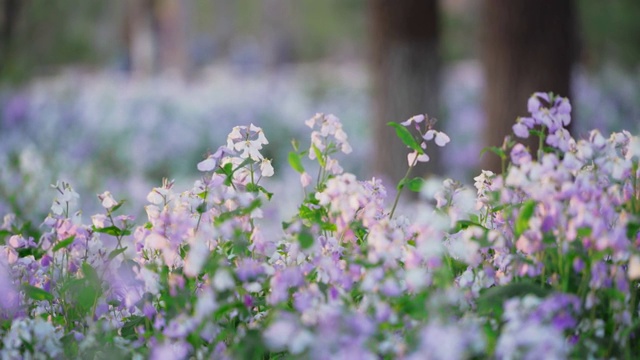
480 146 506 160
627 222 640 240
529 129 545 138
454 220 488 232
406 177 424 192
298 230 315 249
92 225 131 237
60 332 79 358
17 247 45 260
121 316 146 340
82 262 100 283
108 247 128 260
230 329 269 359
398 178 424 192
0 229 11 241
257 185 273 200
196 202 207 214
52 235 75 252
246 183 260 193
477 281 549 316
387 122 423 153
394 292 429 320
312 144 325 168
320 222 337 232
110 199 125 213
515 200 536 236
288 151 305 173
577 227 592 238
23 284 54 301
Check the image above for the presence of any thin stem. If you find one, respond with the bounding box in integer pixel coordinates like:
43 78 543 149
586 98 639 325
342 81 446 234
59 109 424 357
537 125 547 161
389 154 420 219
250 162 255 186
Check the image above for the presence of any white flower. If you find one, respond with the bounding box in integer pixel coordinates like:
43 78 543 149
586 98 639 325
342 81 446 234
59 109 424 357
136 267 160 295
300 172 313 188
629 255 640 280
184 236 209 277
213 269 235 291
260 159 274 177
407 151 429 166
400 114 425 126
234 139 264 161
194 287 217 318
197 156 217 172
98 191 118 209
91 214 109 229
423 130 450 147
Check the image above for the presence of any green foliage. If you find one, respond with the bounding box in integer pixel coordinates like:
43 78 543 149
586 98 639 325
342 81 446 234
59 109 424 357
387 122 424 154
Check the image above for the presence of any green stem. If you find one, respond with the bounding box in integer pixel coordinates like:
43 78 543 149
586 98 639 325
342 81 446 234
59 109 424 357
537 125 547 161
632 161 638 213
389 154 419 219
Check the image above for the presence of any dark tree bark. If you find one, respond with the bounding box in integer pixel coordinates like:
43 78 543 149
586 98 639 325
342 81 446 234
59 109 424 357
0 0 21 72
481 0 577 173
370 0 442 185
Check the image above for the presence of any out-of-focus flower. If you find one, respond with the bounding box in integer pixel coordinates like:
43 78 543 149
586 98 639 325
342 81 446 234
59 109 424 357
98 191 118 209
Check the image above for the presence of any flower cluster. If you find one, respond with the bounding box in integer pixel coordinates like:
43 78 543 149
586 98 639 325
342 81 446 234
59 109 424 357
1 95 640 359
400 114 450 166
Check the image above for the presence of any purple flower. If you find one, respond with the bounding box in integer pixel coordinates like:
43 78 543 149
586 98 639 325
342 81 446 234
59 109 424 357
546 128 572 152
513 122 530 138
510 143 532 165
235 258 266 282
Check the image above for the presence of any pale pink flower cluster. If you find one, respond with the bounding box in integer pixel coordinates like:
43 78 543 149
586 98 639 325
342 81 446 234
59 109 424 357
401 114 450 166
305 113 352 156
316 174 386 238
304 113 352 177
197 124 274 181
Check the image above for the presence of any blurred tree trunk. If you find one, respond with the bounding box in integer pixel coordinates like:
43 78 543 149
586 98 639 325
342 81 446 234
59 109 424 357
0 0 20 73
155 0 190 75
481 0 577 173
124 0 157 76
370 0 442 186
213 0 235 58
261 0 294 68
124 0 189 77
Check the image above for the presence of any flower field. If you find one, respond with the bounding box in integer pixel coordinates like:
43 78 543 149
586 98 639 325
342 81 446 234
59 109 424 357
1 89 640 359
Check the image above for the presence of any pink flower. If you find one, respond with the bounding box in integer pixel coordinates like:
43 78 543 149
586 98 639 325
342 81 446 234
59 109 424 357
300 172 313 188
423 130 450 147
407 151 430 166
260 159 274 177
400 114 425 127
98 191 118 209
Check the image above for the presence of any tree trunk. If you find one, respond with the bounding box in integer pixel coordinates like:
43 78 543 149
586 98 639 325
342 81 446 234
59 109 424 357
155 0 190 75
0 0 20 74
370 0 442 186
124 0 189 77
124 0 157 76
481 0 577 173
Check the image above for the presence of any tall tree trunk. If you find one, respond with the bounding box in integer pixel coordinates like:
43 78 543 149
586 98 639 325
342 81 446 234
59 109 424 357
0 0 20 74
370 0 442 186
155 0 189 75
481 0 577 173
124 0 157 76
124 0 189 77
261 0 294 68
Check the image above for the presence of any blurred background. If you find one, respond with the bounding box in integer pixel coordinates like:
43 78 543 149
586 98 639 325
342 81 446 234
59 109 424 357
1 0 639 225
